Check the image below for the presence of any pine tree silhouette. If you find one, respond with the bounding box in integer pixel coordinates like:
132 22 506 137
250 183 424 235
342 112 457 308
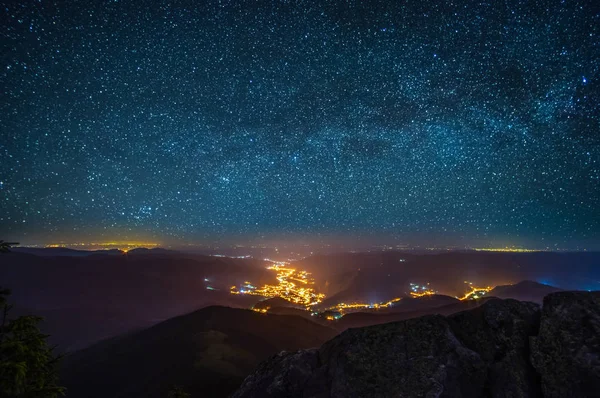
0 241 65 397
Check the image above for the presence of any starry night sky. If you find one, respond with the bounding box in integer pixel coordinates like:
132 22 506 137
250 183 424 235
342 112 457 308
1 0 599 248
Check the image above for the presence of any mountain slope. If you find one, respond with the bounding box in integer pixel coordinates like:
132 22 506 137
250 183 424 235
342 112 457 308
335 296 492 330
60 306 336 398
0 251 273 350
253 297 304 311
488 280 563 303
377 294 460 313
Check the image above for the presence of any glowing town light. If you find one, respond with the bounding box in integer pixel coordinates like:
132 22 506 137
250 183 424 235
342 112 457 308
409 282 436 297
458 283 492 300
328 297 402 314
473 247 541 253
229 262 326 306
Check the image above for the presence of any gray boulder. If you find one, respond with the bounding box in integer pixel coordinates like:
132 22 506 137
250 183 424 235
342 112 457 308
531 291 600 397
234 293 600 398
448 299 541 397
231 349 321 398
234 299 540 398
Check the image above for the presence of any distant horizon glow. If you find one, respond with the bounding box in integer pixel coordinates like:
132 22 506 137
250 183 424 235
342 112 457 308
12 241 596 254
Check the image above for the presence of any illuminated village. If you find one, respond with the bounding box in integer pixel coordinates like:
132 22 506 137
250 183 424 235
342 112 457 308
458 281 493 300
44 242 160 252
409 282 436 297
230 262 325 307
229 262 494 321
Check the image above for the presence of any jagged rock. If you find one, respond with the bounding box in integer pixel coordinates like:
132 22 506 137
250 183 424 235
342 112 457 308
235 299 542 398
234 294 600 398
315 315 486 398
231 349 320 398
531 291 600 397
448 299 541 397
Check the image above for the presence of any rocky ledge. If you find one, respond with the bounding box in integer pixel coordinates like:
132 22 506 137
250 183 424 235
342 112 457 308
233 291 600 398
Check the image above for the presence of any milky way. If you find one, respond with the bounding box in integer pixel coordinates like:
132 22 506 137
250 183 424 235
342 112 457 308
1 1 599 248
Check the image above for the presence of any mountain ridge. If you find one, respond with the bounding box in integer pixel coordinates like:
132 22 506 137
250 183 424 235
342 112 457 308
60 305 337 398
488 280 563 303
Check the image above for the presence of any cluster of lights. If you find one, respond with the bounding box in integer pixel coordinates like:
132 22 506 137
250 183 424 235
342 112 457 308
328 297 402 314
212 254 252 258
458 281 492 300
45 242 159 251
409 283 436 297
473 247 541 253
230 262 325 306
202 278 219 291
231 266 495 318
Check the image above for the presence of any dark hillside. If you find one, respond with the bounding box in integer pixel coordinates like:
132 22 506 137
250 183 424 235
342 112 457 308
488 280 563 303
61 306 336 398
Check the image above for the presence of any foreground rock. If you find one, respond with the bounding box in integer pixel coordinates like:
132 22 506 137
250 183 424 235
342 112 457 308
449 299 541 397
531 291 600 397
234 298 541 397
234 292 600 398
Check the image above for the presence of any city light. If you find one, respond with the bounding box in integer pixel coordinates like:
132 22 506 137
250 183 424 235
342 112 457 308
230 261 326 307
232 268 497 316
458 282 492 300
409 282 436 297
328 297 402 314
473 247 541 253
45 242 159 251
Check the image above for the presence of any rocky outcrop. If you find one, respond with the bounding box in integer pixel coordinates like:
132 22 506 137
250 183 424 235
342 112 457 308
234 298 540 397
448 299 541 397
234 314 487 397
233 292 600 398
232 349 321 398
531 291 600 397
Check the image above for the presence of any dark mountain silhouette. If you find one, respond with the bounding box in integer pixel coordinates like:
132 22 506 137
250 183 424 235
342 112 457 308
125 247 176 255
11 246 121 257
233 292 600 397
0 251 275 351
377 294 460 313
335 297 492 330
267 306 319 321
327 283 563 331
60 306 337 398
252 298 321 322
317 291 460 315
10 246 177 257
315 285 402 310
488 280 563 303
253 297 304 311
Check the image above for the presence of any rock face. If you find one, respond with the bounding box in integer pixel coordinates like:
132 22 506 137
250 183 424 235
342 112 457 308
234 298 540 398
234 292 600 398
448 299 541 397
531 291 600 397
